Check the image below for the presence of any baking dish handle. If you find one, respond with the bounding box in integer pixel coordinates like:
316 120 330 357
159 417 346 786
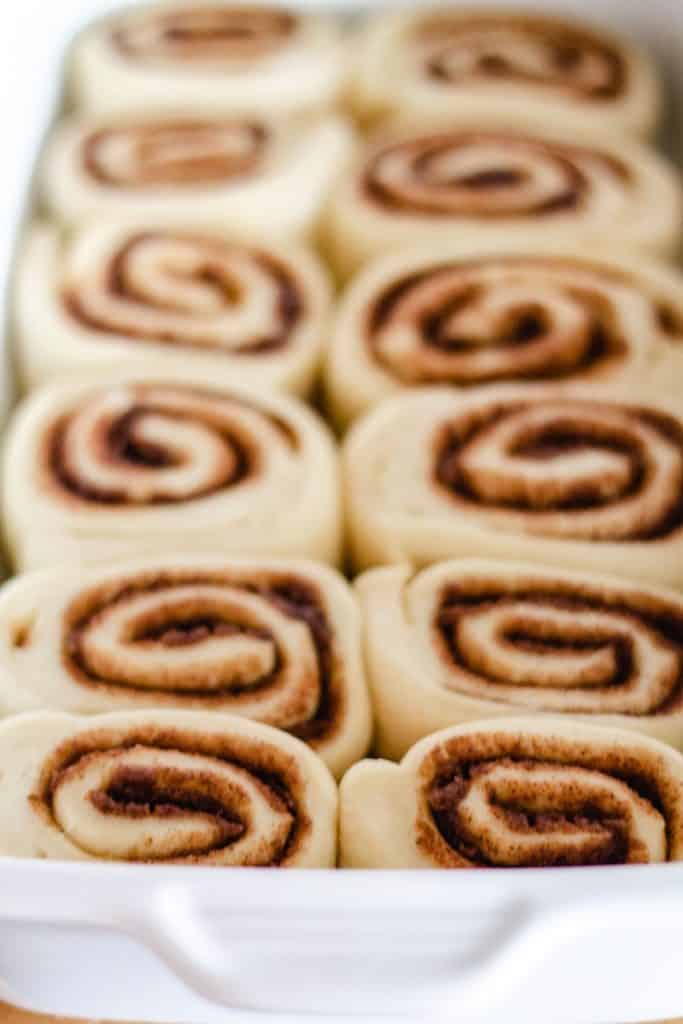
124 881 683 1017
129 884 683 1019
132 883 536 1015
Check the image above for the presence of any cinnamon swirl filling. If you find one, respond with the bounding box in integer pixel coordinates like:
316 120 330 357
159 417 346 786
363 131 629 218
434 571 683 715
44 384 297 507
64 232 303 354
418 729 682 867
433 397 683 542
413 13 625 102
366 256 682 386
32 721 307 864
113 5 297 65
62 568 340 740
82 120 267 187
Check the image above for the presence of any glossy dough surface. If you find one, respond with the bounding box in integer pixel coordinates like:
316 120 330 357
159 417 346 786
340 718 683 868
2 372 340 570
0 709 337 865
357 560 683 759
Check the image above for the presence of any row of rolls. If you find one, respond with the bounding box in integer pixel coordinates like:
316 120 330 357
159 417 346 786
37 112 683 265
33 112 683 268
13 228 683 418
2 546 683 869
17 5 683 407
4 373 683 585
26 6 683 262
5 1 683 873
68 3 660 134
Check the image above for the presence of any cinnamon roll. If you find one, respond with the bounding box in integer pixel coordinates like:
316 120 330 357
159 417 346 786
340 719 683 868
350 9 660 137
325 241 683 427
14 222 331 396
40 114 351 237
2 372 340 570
324 121 681 277
0 556 370 779
343 385 683 588
0 709 337 866
71 4 346 118
357 560 683 760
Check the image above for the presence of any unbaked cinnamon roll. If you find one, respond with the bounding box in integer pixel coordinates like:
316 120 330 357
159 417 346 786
344 385 683 588
40 114 351 237
325 241 683 426
14 222 331 396
2 372 340 570
350 9 660 137
324 122 681 277
340 719 683 868
0 557 370 779
0 709 337 866
71 3 346 118
357 560 683 759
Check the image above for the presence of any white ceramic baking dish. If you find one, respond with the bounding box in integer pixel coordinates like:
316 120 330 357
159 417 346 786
1 0 682 1021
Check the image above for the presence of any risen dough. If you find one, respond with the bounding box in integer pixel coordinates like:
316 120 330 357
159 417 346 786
350 8 660 137
72 2 346 119
357 559 683 759
3 369 341 570
325 240 683 427
15 222 332 397
0 708 337 866
0 556 371 779
41 114 352 239
343 384 683 588
324 119 681 277
340 718 683 868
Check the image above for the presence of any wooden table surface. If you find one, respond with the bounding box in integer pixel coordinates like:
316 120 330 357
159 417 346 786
1 1006 680 1024
0 1005 100 1023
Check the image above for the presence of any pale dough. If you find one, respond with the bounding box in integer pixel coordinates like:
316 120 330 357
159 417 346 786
3 369 341 570
0 556 371 779
340 718 683 867
15 222 332 397
0 708 338 866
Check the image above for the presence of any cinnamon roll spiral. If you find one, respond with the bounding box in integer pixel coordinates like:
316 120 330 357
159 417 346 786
84 119 267 187
350 9 660 137
357 560 683 759
0 557 370 778
340 719 683 868
326 242 683 426
325 122 681 276
15 223 331 396
0 710 337 866
71 4 345 118
41 114 351 237
343 385 683 587
2 373 340 570
115 6 298 63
